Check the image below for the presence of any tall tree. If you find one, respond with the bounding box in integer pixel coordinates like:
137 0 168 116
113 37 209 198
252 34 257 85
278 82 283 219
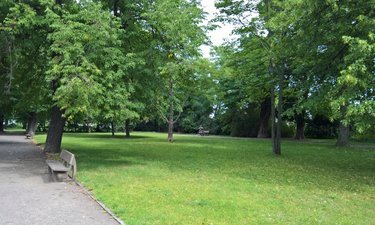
216 0 289 154
1 0 50 135
144 0 206 142
0 0 16 132
281 0 375 146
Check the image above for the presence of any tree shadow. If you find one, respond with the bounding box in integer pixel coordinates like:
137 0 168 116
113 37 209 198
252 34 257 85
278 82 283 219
63 133 151 140
37 133 375 194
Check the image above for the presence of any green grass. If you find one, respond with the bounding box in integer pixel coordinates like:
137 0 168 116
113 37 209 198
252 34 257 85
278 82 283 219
34 132 375 225
4 128 25 133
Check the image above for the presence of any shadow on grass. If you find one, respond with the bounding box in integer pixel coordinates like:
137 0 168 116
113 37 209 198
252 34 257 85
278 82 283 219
79 157 138 169
32 132 374 193
63 133 152 140
67 140 375 192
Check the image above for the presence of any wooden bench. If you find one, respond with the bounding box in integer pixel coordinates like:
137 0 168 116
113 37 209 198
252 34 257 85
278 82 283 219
46 150 77 181
198 129 210 136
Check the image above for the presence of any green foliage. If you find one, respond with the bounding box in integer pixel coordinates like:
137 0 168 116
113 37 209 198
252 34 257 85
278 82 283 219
20 0 139 126
144 0 206 58
139 0 207 132
1 0 50 119
336 32 375 133
2 0 373 142
1 0 140 128
215 0 375 142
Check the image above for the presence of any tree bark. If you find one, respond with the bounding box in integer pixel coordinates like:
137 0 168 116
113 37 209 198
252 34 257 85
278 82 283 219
26 112 38 135
86 121 91 133
270 66 281 155
167 121 174 142
271 87 277 152
111 121 115 136
295 111 305 140
0 114 4 133
125 119 130 138
274 66 284 155
44 105 65 153
336 105 350 147
337 122 350 146
167 79 174 142
257 97 271 138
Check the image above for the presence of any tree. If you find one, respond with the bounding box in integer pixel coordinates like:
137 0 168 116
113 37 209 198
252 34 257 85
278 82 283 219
1 0 51 135
216 0 374 149
143 0 206 142
37 0 133 152
216 0 290 154
281 0 375 146
8 2 51 135
0 0 16 133
219 37 272 138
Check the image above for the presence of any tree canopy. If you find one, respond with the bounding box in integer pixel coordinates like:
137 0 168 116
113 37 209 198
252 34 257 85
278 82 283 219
0 0 373 152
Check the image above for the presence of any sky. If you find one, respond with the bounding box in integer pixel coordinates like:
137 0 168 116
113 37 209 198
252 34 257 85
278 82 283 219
200 0 236 58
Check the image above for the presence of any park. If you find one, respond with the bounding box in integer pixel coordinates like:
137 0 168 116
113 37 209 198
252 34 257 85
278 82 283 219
0 0 374 224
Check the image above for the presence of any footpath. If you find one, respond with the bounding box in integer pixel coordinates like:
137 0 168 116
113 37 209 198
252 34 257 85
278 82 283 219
0 134 119 225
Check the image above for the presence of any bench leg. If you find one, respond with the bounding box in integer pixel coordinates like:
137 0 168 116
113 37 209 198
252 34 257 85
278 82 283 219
48 169 68 182
56 172 68 181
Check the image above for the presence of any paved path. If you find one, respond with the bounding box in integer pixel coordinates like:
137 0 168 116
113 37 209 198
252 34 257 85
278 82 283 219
0 134 119 225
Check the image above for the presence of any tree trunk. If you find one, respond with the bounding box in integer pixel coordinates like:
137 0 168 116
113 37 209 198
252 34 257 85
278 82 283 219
274 67 284 155
44 105 65 153
113 0 119 17
271 87 277 153
111 121 115 136
336 105 350 147
337 122 350 146
86 121 91 133
26 112 38 135
167 120 174 142
270 67 281 155
167 79 174 142
125 119 130 138
257 97 271 138
0 114 4 133
295 111 305 140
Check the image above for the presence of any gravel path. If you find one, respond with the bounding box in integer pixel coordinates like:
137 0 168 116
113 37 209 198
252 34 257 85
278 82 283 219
0 134 120 225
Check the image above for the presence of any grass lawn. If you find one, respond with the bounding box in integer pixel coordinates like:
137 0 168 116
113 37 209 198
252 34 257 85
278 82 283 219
34 132 375 225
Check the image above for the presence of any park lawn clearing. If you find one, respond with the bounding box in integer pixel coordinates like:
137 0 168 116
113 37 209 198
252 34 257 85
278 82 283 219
34 132 375 225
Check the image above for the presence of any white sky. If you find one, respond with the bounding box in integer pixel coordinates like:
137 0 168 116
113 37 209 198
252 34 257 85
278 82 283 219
200 0 236 58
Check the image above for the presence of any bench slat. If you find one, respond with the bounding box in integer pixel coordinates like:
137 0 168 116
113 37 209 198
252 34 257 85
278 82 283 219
60 150 74 165
46 160 69 172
